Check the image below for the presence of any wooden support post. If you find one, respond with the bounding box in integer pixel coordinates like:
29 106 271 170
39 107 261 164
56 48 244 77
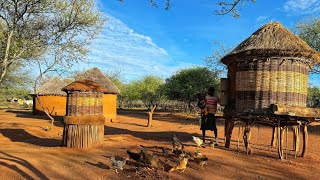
277 119 283 160
237 124 241 151
293 126 300 158
286 127 288 160
225 119 234 148
271 127 277 147
257 125 260 145
302 125 308 157
243 124 251 154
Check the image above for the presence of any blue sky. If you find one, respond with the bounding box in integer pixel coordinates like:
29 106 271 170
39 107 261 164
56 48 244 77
74 0 320 85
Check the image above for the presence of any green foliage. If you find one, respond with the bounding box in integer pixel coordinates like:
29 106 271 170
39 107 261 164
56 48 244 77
119 75 164 108
307 86 320 107
204 41 232 73
0 0 104 83
163 67 220 108
295 17 320 73
0 88 31 102
0 65 32 89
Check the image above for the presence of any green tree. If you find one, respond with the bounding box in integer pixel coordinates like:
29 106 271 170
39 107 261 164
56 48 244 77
119 75 164 108
295 17 320 73
163 67 220 111
0 0 104 83
307 86 320 107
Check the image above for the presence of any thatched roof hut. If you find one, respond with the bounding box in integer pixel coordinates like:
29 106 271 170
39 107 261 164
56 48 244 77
31 77 68 116
76 67 120 94
221 22 320 65
221 22 320 113
33 77 68 96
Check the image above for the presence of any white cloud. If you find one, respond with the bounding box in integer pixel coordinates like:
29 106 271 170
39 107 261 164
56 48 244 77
78 14 192 81
256 16 269 22
283 0 320 15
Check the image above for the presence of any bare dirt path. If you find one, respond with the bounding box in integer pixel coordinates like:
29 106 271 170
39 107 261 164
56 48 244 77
0 109 319 179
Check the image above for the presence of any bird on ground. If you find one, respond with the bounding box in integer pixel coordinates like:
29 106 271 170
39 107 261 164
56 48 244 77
192 136 203 148
140 149 163 169
192 151 208 169
169 158 188 173
192 151 203 158
194 156 208 169
110 156 129 173
127 150 141 161
172 134 184 152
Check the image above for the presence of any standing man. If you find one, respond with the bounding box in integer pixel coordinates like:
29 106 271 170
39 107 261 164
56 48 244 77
201 87 219 146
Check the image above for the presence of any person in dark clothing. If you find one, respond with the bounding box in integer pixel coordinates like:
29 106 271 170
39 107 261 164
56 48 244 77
200 87 219 145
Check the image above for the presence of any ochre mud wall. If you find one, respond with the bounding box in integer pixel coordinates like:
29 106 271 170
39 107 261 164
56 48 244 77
102 94 117 123
33 96 66 116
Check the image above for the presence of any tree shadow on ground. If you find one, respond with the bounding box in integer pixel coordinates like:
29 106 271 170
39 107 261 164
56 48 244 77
117 109 225 127
85 161 110 170
0 129 61 147
104 125 201 143
0 151 49 179
4 109 64 127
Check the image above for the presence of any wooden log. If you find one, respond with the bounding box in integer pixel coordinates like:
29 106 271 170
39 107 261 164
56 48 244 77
243 125 251 154
277 120 283 160
280 128 284 158
62 124 104 148
225 119 234 148
293 126 300 158
302 125 308 157
270 104 320 118
271 127 277 147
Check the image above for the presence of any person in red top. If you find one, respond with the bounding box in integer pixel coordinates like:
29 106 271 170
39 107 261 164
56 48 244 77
200 86 219 146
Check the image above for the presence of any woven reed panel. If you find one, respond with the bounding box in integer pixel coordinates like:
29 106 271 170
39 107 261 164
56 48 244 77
227 63 237 109
234 59 309 112
66 92 103 116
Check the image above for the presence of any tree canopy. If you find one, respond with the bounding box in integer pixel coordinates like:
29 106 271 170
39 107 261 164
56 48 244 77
0 0 104 83
163 67 220 109
119 75 164 109
295 17 320 73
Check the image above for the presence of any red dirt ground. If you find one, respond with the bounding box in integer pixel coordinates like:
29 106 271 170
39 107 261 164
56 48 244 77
0 109 320 179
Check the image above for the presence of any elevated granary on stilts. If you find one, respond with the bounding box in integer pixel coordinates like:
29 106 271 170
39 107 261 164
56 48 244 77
76 67 120 123
61 80 106 148
220 22 320 159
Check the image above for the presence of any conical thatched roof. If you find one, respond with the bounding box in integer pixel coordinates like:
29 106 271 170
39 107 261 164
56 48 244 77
62 80 107 92
76 67 120 94
221 22 320 65
32 77 68 96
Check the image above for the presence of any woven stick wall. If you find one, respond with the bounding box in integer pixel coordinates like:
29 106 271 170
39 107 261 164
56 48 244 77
233 58 309 112
221 22 320 113
62 80 106 148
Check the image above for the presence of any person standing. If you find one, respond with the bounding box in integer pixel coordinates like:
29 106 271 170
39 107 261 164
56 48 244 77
200 87 219 146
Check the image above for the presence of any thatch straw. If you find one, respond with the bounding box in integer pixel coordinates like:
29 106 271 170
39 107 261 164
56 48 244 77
62 80 107 92
76 67 120 94
31 77 68 96
221 22 320 65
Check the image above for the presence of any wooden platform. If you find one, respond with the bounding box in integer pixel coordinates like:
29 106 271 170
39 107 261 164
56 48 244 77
223 104 320 160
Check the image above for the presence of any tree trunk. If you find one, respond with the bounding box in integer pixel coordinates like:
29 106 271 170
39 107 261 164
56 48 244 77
0 30 14 83
35 94 55 130
34 69 55 130
147 104 157 127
